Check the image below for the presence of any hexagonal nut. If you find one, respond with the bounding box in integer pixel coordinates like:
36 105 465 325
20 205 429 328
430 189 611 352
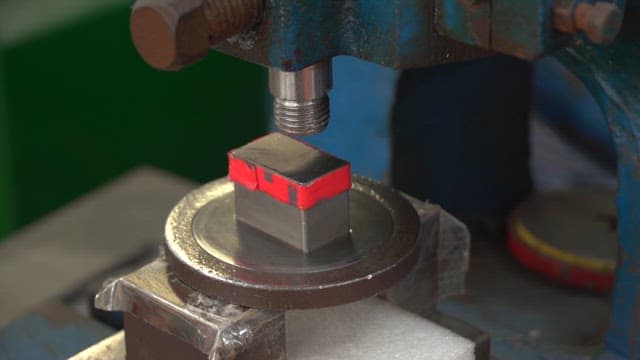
585 2 623 45
130 1 210 71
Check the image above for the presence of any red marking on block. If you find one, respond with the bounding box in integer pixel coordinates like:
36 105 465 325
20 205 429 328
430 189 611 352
228 155 257 190
228 153 351 210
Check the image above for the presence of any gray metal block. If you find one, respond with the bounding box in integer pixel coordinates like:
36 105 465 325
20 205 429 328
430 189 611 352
234 184 349 253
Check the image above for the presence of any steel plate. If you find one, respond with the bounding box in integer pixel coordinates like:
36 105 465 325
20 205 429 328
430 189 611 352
165 176 420 310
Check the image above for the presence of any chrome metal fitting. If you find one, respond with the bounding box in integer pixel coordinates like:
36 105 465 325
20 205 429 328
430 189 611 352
269 60 333 136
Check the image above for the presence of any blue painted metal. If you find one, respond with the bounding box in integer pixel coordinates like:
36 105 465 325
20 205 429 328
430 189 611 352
532 57 616 166
215 0 489 71
436 0 491 48
491 0 553 59
215 0 629 71
555 12 640 358
0 303 114 360
437 0 629 61
304 56 399 180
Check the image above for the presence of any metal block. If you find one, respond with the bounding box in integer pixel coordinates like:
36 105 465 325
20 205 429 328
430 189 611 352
123 313 285 360
94 258 285 360
229 133 351 253
234 184 349 253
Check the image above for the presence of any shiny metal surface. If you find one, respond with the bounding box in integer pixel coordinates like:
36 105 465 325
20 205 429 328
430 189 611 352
198 186 384 273
94 258 285 359
269 61 332 135
230 132 351 253
230 132 348 184
165 176 421 309
234 185 351 256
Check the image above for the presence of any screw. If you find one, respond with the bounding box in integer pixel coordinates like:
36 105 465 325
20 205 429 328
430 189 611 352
130 0 264 71
553 1 623 45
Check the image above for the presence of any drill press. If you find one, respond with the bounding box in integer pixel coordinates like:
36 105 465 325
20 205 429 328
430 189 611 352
72 0 640 358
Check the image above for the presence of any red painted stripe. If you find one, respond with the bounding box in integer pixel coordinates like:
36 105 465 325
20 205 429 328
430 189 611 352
228 154 258 190
507 227 613 293
228 153 351 209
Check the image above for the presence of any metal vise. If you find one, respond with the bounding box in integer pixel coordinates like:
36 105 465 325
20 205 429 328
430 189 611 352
129 0 624 135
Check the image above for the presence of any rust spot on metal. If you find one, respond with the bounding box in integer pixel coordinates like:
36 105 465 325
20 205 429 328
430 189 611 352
131 0 265 71
281 59 293 71
294 47 303 64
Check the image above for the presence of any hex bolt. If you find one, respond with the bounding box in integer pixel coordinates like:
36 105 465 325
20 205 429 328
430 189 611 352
130 0 264 71
553 1 623 45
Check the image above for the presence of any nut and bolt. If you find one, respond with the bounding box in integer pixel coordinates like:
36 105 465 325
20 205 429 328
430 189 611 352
269 61 333 136
130 0 264 70
553 1 623 45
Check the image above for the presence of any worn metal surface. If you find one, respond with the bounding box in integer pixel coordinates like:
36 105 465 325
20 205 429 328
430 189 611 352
74 307 487 360
269 61 332 135
95 258 285 359
123 313 207 360
435 0 491 49
234 185 350 254
438 0 554 59
130 0 265 70
204 186 362 272
436 0 627 60
554 10 640 358
229 132 350 188
230 133 351 252
165 176 420 309
212 0 489 71
129 0 629 72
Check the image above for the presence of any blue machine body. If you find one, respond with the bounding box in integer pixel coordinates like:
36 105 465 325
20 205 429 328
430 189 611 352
556 17 640 356
220 0 640 357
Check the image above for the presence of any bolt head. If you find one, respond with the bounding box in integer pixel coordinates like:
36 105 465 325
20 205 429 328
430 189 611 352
130 3 210 71
586 2 623 45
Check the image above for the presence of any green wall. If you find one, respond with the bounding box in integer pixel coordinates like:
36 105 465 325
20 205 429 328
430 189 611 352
0 5 268 237
0 53 13 237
